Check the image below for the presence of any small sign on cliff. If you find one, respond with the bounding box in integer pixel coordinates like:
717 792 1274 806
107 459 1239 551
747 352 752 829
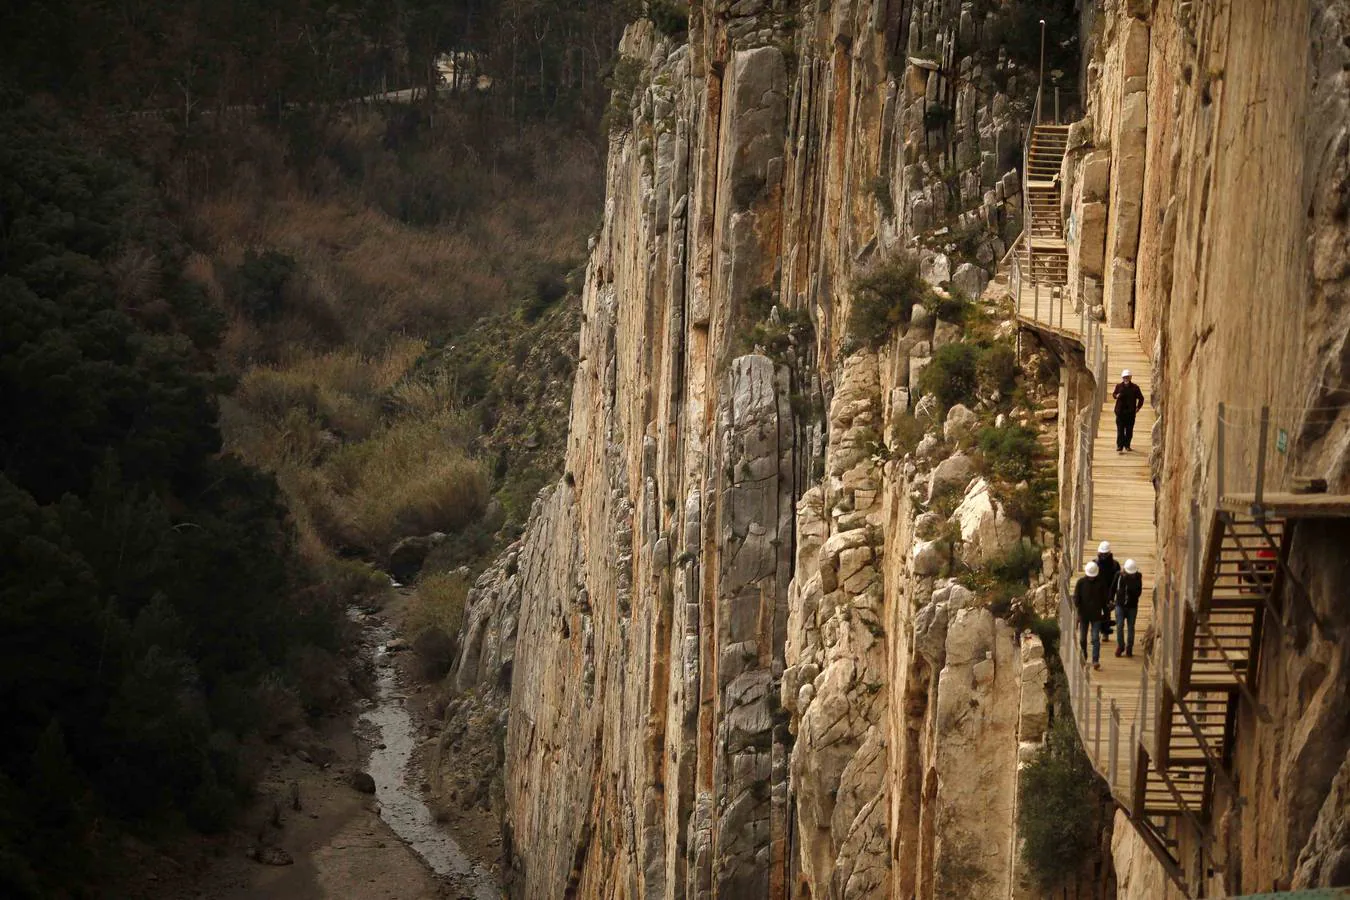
1276 428 1288 455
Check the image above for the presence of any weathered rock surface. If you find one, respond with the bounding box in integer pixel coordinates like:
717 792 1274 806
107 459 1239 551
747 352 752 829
952 478 1022 567
441 2 1082 898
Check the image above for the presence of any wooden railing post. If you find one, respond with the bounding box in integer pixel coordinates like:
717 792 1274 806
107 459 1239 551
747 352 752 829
1129 721 1138 809
1217 402 1226 500
1109 700 1120 789
1095 684 1104 762
1254 405 1270 512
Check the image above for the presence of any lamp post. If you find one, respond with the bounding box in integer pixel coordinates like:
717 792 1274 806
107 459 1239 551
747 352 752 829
1039 18 1046 123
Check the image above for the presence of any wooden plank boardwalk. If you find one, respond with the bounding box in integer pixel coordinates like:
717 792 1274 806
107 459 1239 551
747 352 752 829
1016 281 1158 786
1081 326 1155 733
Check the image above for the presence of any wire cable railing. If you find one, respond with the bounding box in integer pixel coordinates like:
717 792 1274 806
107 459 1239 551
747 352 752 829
1216 402 1344 506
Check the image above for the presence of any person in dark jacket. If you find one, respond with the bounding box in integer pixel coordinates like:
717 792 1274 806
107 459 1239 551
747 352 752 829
1113 369 1145 451
1095 540 1120 586
1113 558 1144 657
1073 561 1110 669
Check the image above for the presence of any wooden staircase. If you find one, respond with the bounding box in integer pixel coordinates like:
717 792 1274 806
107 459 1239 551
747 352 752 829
1026 124 1069 241
1014 124 1073 332
1126 508 1293 888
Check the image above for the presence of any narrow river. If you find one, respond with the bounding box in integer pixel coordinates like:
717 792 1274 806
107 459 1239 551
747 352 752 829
359 619 499 899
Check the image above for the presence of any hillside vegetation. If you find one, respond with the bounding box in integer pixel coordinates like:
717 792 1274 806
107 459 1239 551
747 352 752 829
0 0 630 892
0 99 352 896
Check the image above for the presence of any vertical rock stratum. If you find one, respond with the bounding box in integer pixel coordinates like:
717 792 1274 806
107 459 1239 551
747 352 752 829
446 1 1350 898
450 2 1064 896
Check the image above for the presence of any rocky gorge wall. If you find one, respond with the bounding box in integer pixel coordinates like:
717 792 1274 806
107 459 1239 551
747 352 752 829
1062 0 1350 895
439 1 1092 898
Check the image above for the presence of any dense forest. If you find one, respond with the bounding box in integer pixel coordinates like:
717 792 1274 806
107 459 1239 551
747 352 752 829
0 0 650 893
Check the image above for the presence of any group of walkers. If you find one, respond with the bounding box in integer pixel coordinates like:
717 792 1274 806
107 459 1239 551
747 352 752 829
1070 369 1149 670
1073 541 1143 670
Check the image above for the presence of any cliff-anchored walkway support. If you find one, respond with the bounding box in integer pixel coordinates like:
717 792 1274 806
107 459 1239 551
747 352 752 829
1013 115 1350 896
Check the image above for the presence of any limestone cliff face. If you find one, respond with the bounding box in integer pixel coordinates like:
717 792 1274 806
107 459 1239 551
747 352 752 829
1066 0 1350 894
448 3 1066 898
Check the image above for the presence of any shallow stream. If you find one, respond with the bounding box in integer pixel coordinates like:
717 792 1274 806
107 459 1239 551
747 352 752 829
358 618 499 899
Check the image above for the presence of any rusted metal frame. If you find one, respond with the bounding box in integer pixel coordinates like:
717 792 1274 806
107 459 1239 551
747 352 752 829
1126 813 1194 899
1217 402 1226 499
1195 509 1227 618
1129 734 1147 815
1224 516 1284 629
1153 763 1220 871
1172 690 1241 800
1155 682 1177 771
1252 405 1270 517
1193 617 1270 721
1176 584 1199 696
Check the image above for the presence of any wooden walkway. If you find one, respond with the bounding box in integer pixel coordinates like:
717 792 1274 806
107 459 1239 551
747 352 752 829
1016 284 1159 773
1011 118 1350 895
1081 328 1156 752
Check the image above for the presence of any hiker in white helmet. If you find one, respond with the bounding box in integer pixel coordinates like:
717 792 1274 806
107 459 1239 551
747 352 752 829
1095 540 1120 586
1113 368 1145 452
1114 558 1143 658
1073 560 1110 669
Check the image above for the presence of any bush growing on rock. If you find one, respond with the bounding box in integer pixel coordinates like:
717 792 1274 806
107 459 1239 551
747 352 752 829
409 571 470 647
977 343 1019 396
988 541 1042 583
977 424 1039 482
888 413 927 456
602 56 645 134
848 251 930 348
917 343 979 409
647 0 689 39
1018 718 1102 890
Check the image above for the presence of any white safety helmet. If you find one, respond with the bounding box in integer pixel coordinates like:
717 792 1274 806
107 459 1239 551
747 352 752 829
1085 561 1100 577
1124 559 1138 575
1098 541 1111 554
1121 369 1132 378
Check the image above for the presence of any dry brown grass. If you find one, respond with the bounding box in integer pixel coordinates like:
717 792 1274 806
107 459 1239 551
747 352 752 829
320 413 488 554
200 103 597 585
192 106 598 359
221 337 485 560
407 570 470 639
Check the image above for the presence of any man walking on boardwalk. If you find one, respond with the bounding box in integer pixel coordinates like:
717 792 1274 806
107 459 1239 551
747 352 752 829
1074 561 1110 670
1113 369 1145 452
1095 540 1120 586
1114 558 1143 658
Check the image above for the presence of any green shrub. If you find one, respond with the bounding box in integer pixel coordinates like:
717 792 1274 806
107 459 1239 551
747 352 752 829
849 252 930 348
869 175 895 217
647 0 689 39
889 412 927 456
321 414 490 554
977 343 1018 396
999 477 1056 530
411 571 469 640
741 307 813 362
917 343 979 408
522 261 571 323
977 424 1038 482
603 57 645 134
924 102 953 131
927 289 971 324
988 541 1042 583
1018 717 1101 890
233 249 296 322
